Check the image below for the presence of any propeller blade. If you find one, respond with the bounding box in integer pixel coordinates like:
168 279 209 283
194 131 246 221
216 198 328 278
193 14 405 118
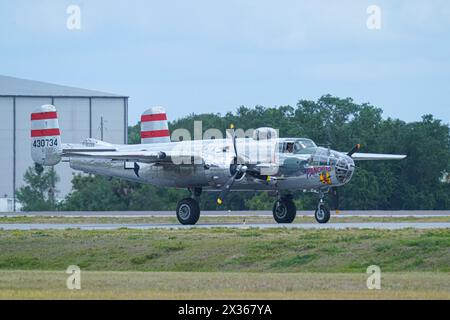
217 124 245 205
217 164 247 205
347 144 361 157
230 123 238 163
217 171 239 205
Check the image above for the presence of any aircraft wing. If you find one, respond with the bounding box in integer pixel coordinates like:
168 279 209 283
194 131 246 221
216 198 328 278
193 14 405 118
351 153 407 161
62 149 204 164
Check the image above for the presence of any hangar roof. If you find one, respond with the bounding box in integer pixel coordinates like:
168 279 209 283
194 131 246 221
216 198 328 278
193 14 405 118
0 75 127 98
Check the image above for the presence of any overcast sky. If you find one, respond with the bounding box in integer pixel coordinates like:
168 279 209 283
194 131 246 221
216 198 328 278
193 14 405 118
1 0 449 124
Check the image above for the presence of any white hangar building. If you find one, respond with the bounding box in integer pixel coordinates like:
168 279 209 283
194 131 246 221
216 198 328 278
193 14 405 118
0 75 128 211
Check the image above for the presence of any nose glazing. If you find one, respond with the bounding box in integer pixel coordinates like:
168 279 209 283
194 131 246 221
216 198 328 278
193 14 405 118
335 155 355 184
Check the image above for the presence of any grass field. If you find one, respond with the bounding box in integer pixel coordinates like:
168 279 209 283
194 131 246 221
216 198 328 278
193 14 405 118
0 271 448 299
0 227 449 299
0 228 449 272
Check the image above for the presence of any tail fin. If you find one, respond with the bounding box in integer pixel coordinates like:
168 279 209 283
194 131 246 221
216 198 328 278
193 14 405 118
31 104 62 165
140 106 171 144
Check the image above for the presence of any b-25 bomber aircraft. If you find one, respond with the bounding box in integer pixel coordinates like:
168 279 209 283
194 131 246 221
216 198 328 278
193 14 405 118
31 105 406 225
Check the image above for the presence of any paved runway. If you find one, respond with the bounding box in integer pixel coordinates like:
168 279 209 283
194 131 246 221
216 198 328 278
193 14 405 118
2 210 449 230
2 210 450 218
1 222 449 230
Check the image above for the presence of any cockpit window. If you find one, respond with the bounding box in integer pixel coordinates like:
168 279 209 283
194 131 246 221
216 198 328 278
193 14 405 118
286 142 294 153
279 139 317 154
293 139 317 154
297 139 316 148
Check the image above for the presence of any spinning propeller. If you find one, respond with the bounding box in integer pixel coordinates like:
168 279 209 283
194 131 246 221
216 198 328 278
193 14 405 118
217 124 248 205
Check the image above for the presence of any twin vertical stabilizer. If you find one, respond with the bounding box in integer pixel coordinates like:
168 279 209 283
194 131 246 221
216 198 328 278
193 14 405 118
140 106 171 144
30 104 62 165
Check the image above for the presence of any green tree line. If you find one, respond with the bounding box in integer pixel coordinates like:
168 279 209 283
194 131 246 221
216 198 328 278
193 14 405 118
17 95 450 211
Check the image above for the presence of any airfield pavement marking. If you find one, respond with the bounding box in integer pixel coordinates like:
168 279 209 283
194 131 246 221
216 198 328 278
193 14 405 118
2 210 450 218
1 222 450 231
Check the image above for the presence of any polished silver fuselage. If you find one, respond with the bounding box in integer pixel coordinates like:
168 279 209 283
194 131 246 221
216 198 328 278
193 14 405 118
69 138 355 192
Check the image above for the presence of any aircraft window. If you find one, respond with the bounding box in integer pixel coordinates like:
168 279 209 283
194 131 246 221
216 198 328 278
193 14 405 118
280 140 317 154
292 142 303 152
298 139 316 148
286 142 294 153
293 139 317 153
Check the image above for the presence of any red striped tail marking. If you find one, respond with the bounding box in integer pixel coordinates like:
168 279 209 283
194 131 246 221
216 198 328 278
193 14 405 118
31 111 58 120
141 113 167 122
31 128 61 137
140 129 170 138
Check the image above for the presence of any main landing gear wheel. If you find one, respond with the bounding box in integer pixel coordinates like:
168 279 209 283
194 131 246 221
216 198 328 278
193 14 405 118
315 203 330 224
272 198 296 223
176 198 200 225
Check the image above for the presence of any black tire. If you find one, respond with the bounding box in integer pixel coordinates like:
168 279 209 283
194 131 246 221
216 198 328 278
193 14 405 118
272 198 296 223
315 203 330 224
176 198 200 225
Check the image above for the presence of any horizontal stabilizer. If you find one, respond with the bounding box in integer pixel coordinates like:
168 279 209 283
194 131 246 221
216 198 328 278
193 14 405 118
63 138 117 153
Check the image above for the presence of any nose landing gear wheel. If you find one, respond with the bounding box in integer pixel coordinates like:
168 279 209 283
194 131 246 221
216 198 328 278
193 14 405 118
315 203 330 224
272 198 296 223
176 198 200 225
